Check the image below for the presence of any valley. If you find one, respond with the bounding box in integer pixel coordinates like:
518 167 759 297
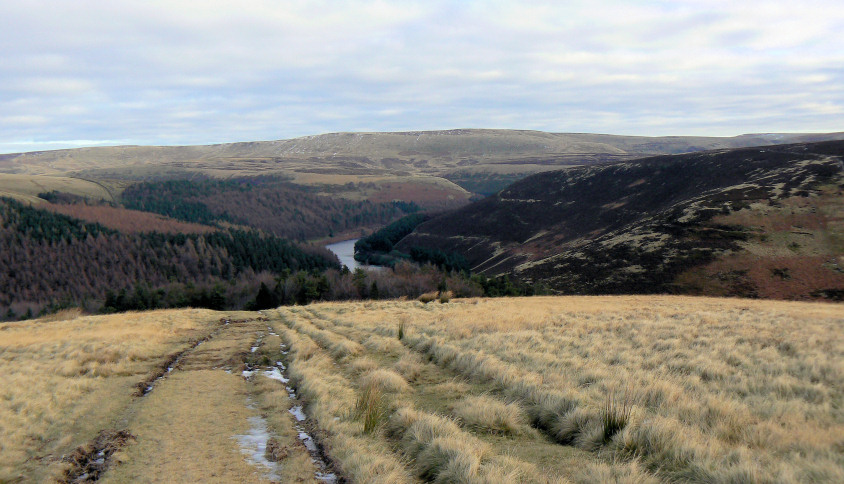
2 131 843 321
6 2 843 482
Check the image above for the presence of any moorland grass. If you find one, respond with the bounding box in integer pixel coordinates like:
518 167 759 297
0 309 221 482
307 296 844 483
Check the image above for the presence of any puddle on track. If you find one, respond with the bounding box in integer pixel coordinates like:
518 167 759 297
289 406 307 422
237 332 337 483
234 403 283 482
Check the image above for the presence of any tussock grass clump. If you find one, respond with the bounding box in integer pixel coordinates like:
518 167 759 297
393 353 424 382
480 455 568 484
601 390 634 444
452 395 529 435
385 407 561 483
361 368 409 393
417 436 484 481
349 356 379 374
529 391 579 432
553 407 600 446
355 379 388 434
363 334 405 355
573 460 659 484
386 407 490 481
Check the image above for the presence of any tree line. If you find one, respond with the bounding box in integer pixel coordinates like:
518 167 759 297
1 194 547 321
121 177 420 240
0 197 337 319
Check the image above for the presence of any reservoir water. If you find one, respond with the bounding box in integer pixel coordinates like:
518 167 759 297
325 238 385 271
325 239 365 270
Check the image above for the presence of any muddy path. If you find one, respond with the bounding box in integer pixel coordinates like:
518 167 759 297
60 430 135 483
241 324 338 482
62 315 329 484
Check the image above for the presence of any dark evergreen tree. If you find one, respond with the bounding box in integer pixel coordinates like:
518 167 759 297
253 282 278 310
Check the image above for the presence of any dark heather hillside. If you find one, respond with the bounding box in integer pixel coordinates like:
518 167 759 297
396 141 844 300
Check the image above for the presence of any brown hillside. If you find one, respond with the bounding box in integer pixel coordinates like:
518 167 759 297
396 140 844 301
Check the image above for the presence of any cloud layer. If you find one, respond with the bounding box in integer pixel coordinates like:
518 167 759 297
2 0 843 152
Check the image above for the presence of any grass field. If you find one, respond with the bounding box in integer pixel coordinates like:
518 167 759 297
0 309 223 482
1 296 842 483
0 174 117 204
268 296 844 483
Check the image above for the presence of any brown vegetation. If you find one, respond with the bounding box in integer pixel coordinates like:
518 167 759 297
4 296 841 482
45 202 217 234
0 197 335 318
281 296 844 482
678 185 844 299
0 309 222 482
398 141 844 301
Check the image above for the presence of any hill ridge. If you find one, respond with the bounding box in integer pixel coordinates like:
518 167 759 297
394 140 844 300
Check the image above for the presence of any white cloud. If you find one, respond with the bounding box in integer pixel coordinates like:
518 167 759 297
0 0 842 151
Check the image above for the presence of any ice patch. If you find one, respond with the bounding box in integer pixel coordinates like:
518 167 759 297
234 415 281 481
298 430 319 452
316 471 338 483
289 405 307 422
263 368 289 384
238 340 336 482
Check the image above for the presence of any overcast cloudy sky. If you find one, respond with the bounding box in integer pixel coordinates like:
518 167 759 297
1 0 843 152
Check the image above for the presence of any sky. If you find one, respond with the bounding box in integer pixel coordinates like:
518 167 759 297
1 0 843 153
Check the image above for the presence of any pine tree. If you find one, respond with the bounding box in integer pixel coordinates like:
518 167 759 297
253 282 277 310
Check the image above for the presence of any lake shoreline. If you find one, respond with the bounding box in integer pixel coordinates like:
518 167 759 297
324 238 384 271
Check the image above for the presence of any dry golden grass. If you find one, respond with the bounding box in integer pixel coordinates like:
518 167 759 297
0 173 115 203
360 368 410 393
298 296 844 483
4 295 841 483
451 395 529 435
0 309 221 482
266 305 583 483
100 370 272 484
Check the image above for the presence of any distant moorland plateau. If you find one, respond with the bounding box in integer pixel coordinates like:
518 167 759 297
3 129 844 200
